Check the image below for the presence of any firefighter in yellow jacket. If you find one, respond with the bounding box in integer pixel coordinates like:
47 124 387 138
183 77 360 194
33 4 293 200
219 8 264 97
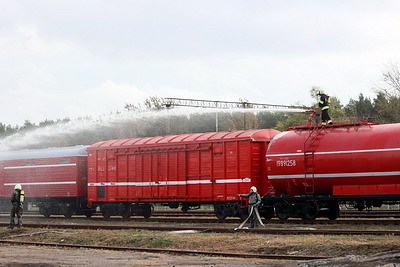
317 91 333 125
8 184 24 229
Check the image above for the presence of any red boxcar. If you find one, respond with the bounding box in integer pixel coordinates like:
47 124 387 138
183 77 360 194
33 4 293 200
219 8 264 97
87 129 280 219
0 146 94 217
265 122 400 220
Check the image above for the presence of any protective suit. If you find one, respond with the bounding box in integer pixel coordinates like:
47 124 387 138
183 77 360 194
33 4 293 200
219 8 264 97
8 184 24 229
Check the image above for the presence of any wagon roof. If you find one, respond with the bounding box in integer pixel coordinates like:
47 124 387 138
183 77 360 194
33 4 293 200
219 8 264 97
0 145 89 161
88 129 280 149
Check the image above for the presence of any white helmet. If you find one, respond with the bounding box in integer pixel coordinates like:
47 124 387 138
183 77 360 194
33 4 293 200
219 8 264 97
250 186 257 193
14 184 22 190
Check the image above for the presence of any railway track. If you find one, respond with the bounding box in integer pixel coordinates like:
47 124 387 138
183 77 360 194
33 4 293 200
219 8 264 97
1 222 399 236
5 209 400 218
138 217 400 225
151 210 400 218
0 239 329 261
6 214 400 225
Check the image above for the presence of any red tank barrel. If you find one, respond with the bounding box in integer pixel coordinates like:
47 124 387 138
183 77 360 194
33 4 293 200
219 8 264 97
266 123 400 196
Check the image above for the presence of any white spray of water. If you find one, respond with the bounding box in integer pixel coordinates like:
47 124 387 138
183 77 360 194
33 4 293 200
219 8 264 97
0 107 307 151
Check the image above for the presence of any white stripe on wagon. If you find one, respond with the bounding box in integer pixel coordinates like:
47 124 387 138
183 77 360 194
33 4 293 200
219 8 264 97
268 171 400 180
266 147 400 158
88 178 252 187
4 181 77 186
4 163 77 170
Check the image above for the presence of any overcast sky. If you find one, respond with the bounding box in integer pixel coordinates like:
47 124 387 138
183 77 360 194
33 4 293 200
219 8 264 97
1 1 400 126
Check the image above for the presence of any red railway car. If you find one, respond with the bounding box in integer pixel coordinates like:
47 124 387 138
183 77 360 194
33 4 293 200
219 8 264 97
265 122 400 220
87 129 280 219
0 146 94 217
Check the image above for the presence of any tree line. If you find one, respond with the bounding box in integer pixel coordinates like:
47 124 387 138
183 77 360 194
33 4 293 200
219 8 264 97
1 64 400 149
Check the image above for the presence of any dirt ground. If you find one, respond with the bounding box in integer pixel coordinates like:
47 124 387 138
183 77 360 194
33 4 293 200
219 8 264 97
1 245 400 267
0 245 293 267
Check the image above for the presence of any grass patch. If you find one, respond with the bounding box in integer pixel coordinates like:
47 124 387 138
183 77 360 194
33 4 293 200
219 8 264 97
1 227 399 257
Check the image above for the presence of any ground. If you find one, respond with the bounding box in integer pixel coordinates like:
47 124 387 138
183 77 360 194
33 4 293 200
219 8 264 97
1 215 400 266
0 245 292 267
1 245 400 266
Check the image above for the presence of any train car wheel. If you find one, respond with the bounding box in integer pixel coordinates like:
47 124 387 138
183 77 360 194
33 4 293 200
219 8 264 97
326 203 340 220
216 211 228 220
238 210 248 221
300 202 319 220
214 204 228 220
142 204 153 218
260 206 274 220
121 213 131 219
64 213 73 218
120 205 131 219
275 211 289 220
39 206 51 218
274 203 291 220
102 212 110 219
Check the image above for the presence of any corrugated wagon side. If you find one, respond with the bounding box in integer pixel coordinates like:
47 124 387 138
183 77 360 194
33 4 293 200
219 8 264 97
87 129 280 219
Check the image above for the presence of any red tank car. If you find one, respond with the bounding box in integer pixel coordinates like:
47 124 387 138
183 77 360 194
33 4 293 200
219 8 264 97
0 146 94 217
87 129 280 219
265 122 400 220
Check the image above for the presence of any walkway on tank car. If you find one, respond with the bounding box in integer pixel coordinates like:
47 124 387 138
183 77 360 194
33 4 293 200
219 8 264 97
287 121 376 131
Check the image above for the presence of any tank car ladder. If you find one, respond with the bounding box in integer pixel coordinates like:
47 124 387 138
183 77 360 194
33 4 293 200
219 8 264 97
303 125 323 194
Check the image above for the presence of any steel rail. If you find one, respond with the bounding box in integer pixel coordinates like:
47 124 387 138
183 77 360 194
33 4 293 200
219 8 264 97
5 209 400 217
133 217 400 225
1 223 399 236
152 210 400 218
0 239 329 261
3 215 400 225
7 209 400 219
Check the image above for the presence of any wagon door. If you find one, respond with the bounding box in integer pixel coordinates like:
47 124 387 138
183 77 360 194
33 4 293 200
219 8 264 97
116 150 129 201
186 143 212 200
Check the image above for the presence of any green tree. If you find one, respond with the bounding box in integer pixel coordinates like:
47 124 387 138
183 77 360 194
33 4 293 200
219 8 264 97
125 96 166 111
227 111 259 130
257 112 286 129
276 113 310 131
19 120 38 132
144 96 166 110
373 92 400 123
344 93 377 121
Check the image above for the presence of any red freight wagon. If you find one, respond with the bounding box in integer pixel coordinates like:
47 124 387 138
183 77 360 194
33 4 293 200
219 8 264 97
0 146 94 217
264 122 400 220
87 129 280 219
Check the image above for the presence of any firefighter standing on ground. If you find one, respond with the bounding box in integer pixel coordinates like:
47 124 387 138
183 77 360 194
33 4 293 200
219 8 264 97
8 184 24 229
317 91 333 125
237 186 261 228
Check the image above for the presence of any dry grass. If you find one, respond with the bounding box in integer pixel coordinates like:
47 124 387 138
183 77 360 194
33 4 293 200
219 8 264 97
2 227 399 257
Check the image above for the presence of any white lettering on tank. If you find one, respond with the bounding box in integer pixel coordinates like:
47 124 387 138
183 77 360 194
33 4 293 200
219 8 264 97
276 160 297 167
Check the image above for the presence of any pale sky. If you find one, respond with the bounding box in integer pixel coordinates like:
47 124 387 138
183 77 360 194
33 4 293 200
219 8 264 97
1 0 400 126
